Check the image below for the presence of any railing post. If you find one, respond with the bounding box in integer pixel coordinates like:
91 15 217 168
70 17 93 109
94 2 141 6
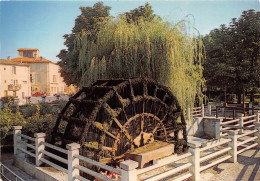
221 102 225 115
188 142 201 181
256 111 259 123
238 115 244 134
214 119 222 140
188 108 191 123
120 160 138 181
228 130 238 163
249 102 252 115
13 126 22 155
208 104 212 116
216 106 219 118
254 122 260 149
67 143 80 181
34 133 46 166
201 104 204 117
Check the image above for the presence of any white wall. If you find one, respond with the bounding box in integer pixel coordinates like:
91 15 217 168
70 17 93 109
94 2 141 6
0 63 31 99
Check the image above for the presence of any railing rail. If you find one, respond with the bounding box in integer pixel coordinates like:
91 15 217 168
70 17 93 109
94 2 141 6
0 162 24 181
137 152 192 175
74 154 121 175
12 119 260 181
41 142 68 154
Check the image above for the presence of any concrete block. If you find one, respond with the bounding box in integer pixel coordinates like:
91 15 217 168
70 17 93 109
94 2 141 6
125 141 174 168
66 142 80 150
120 160 139 171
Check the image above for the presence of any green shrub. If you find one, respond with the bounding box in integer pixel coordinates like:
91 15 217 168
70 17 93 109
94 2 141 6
0 96 16 107
0 102 66 144
0 107 25 141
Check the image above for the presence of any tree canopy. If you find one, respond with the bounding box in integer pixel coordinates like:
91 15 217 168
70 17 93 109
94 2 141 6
57 2 111 86
58 2 205 111
203 9 260 102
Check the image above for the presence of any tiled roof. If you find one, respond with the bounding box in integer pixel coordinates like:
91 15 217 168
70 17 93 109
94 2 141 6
11 57 53 64
0 59 29 66
18 48 39 51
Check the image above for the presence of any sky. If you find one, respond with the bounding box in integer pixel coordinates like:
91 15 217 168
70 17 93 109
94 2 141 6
0 0 259 62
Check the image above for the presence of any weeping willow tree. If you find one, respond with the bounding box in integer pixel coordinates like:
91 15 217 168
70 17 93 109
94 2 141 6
73 16 204 113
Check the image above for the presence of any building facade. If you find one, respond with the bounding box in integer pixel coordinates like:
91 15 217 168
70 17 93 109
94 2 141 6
11 49 67 95
0 59 31 99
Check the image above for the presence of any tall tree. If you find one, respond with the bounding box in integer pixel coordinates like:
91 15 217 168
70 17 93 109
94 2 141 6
203 9 260 103
57 2 111 86
58 2 204 111
124 2 159 23
73 16 204 111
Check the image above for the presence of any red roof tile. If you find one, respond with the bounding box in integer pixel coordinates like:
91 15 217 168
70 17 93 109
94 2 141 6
17 48 39 51
11 57 53 64
0 59 29 66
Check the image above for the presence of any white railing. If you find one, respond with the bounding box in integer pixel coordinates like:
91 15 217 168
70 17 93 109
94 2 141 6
0 162 24 181
13 121 260 181
137 152 192 180
187 104 205 122
13 126 123 181
214 112 260 139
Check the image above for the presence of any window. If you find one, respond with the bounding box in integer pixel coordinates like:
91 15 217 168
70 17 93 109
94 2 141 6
51 87 53 93
36 63 40 69
4 90 8 97
13 80 18 85
4 68 6 70
23 51 33 58
57 87 59 93
30 74 34 83
53 75 57 82
36 74 41 83
11 66 16 74
22 92 25 99
13 91 16 97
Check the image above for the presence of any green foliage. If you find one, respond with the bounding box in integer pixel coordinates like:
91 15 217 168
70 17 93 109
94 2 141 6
0 107 25 141
74 16 204 111
58 2 205 112
57 2 111 86
124 2 159 23
0 96 16 106
22 105 57 139
203 9 260 102
0 103 63 142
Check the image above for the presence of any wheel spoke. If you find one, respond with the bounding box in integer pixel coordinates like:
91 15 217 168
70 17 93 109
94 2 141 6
141 114 144 132
152 113 168 134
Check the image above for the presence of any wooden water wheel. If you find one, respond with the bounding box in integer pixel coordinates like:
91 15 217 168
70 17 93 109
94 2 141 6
51 77 187 164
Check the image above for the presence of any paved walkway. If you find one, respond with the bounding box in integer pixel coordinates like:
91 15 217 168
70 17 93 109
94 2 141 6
0 153 37 181
201 148 260 181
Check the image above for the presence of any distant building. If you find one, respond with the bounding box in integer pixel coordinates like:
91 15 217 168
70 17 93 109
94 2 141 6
11 48 68 95
0 59 31 99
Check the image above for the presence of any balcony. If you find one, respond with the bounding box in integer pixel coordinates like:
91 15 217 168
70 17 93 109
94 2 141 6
8 84 22 91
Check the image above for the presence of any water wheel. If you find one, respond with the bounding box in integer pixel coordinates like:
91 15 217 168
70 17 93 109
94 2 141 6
51 77 187 164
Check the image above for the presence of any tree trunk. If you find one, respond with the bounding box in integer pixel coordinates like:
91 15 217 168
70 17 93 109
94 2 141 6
237 92 242 104
250 91 255 102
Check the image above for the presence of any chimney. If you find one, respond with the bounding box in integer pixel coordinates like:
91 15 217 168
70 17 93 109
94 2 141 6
7 56 10 61
40 56 43 61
